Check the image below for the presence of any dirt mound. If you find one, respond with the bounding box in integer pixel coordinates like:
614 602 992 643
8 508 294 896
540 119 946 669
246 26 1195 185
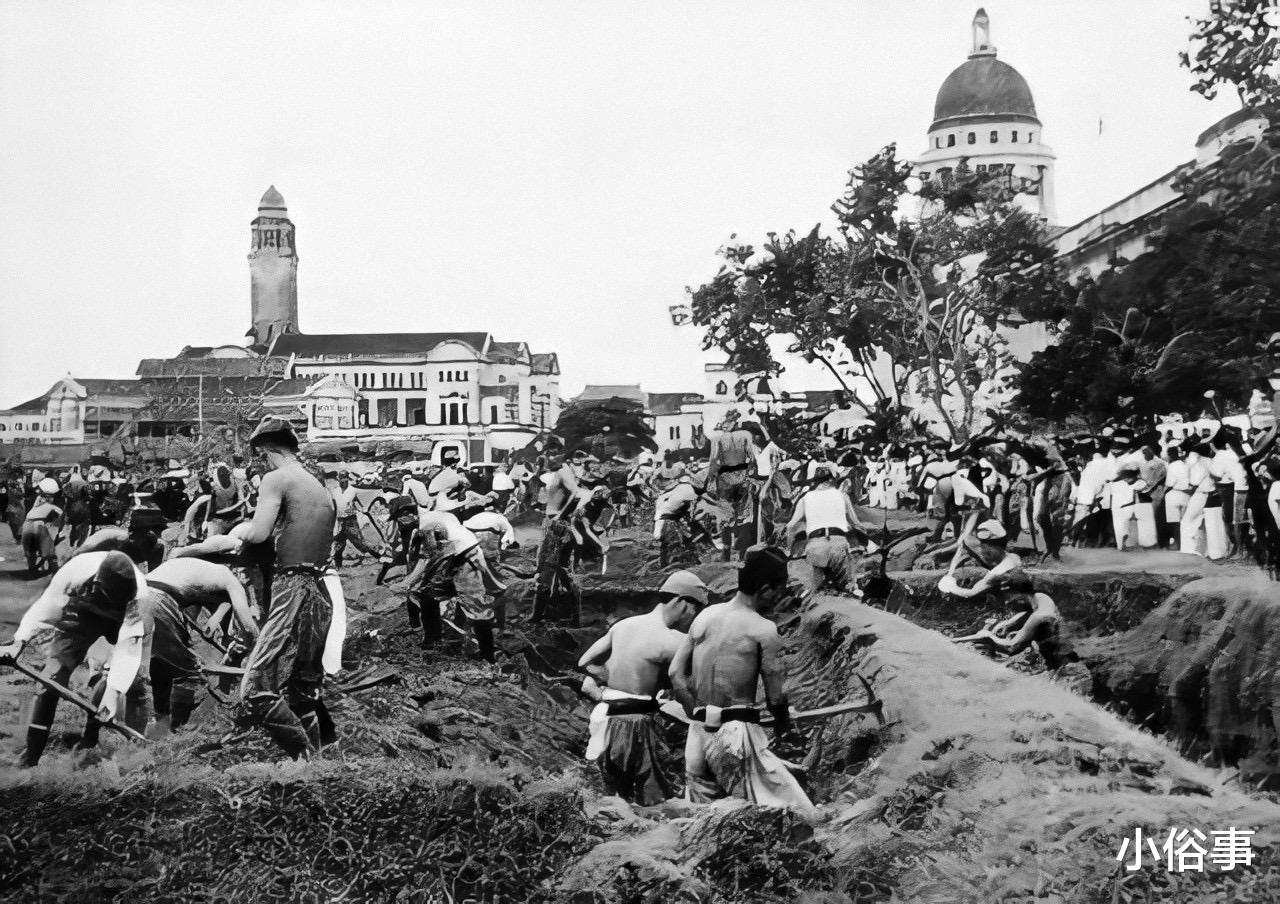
795 598 1280 902
1082 574 1280 785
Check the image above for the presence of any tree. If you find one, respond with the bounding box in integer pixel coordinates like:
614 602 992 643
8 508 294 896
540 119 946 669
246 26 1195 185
1015 195 1280 423
552 396 658 458
688 145 1069 441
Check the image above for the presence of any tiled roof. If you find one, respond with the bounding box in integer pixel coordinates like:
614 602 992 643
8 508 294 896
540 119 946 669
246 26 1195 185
137 357 284 378
530 352 559 375
270 332 491 358
646 392 704 416
575 384 645 403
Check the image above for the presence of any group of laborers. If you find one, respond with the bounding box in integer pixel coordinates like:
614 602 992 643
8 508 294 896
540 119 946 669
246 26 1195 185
577 548 815 815
1 417 342 764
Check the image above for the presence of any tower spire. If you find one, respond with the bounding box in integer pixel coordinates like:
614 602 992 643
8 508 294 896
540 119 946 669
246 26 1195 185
971 8 995 58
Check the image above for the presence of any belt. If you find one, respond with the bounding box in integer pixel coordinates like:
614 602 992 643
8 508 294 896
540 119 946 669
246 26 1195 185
276 563 329 577
658 513 684 521
145 579 188 607
693 705 759 727
606 698 659 716
808 527 847 540
718 462 749 474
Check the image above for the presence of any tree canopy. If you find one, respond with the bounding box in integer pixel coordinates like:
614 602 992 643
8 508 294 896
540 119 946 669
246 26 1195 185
687 145 1068 441
552 396 658 458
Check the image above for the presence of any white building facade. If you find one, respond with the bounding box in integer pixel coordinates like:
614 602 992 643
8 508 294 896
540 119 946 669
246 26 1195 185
274 332 560 463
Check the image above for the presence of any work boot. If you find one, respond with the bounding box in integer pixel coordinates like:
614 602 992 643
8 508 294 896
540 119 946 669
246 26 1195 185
312 700 338 748
168 684 200 731
406 592 423 630
21 692 59 766
254 696 313 760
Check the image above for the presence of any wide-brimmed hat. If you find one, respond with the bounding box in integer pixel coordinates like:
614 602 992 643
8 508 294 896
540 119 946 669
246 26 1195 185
973 519 1008 543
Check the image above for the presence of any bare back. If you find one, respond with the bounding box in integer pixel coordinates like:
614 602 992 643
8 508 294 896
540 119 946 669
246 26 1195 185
688 602 777 708
147 557 238 609
605 613 684 696
266 463 336 566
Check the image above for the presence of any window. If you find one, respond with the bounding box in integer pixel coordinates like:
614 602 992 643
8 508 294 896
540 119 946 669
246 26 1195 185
947 134 956 147
935 137 942 149
1011 131 1018 143
381 372 388 388
489 403 500 423
1028 132 1035 143
990 130 998 143
715 380 727 396
918 171 929 182
438 371 445 382
498 375 506 384
406 398 426 426
967 132 975 144
976 164 987 173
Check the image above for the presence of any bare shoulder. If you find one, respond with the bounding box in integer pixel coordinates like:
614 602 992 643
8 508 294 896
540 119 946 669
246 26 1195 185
749 611 780 642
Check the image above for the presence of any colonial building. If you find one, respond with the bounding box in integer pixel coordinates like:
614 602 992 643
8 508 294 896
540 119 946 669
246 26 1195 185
124 189 564 463
915 8 1057 224
0 376 149 447
575 365 866 456
273 331 561 463
1053 108 1267 279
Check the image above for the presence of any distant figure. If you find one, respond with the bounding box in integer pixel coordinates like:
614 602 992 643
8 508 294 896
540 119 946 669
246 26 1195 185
21 478 64 575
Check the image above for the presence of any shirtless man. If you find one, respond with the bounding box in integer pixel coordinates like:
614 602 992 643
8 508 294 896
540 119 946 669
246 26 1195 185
669 546 815 814
577 570 708 804
708 414 757 560
931 519 1022 600
73 507 169 571
956 571 1077 670
227 417 337 758
79 557 259 745
0 551 150 767
542 451 582 522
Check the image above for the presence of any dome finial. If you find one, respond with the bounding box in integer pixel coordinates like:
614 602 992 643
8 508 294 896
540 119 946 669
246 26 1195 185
971 8 995 58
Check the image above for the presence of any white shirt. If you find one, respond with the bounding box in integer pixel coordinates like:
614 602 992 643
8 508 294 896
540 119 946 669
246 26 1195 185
799 487 849 532
655 483 699 519
403 477 431 508
1165 459 1191 493
463 511 518 548
418 510 479 557
332 485 360 519
1269 481 1280 530
428 468 463 498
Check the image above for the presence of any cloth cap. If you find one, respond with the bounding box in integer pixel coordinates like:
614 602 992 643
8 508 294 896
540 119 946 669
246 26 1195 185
992 569 1034 594
249 416 298 447
95 552 138 607
660 570 709 606
387 495 417 518
38 477 60 495
973 519 1007 542
738 545 790 594
128 508 167 532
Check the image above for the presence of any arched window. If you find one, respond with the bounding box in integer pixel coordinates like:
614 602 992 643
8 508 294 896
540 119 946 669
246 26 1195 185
715 381 727 396
989 130 998 143
967 132 975 144
947 134 956 147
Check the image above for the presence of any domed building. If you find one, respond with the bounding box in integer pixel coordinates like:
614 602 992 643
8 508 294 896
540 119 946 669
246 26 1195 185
915 9 1057 223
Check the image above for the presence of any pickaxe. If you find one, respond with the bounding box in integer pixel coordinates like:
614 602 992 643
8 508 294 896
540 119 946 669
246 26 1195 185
3 658 147 743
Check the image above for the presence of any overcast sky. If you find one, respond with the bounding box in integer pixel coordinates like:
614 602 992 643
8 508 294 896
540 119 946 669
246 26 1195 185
0 1 1241 408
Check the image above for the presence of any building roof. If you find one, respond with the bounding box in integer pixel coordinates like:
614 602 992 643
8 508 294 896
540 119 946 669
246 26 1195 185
488 341 529 362
575 384 646 404
259 185 287 214
270 332 491 358
932 56 1038 130
530 352 559 375
646 392 704 416
137 357 285 378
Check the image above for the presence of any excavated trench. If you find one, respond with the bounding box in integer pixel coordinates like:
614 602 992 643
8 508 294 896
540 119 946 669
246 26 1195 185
892 557 1280 789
